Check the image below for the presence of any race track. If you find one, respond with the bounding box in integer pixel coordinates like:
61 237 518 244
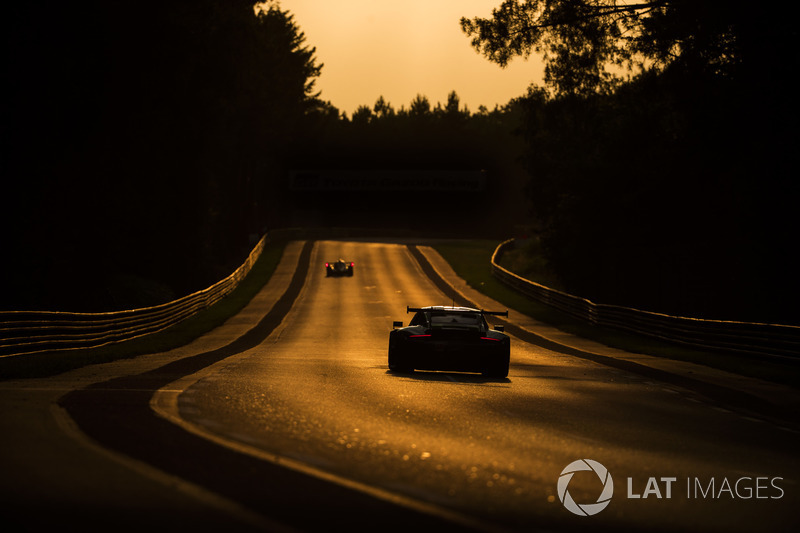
4 239 798 532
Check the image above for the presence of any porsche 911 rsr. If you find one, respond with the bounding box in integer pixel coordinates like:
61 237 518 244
388 306 510 378
326 259 354 277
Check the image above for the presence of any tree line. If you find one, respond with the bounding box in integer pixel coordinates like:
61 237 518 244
297 0 799 322
3 1 796 324
460 0 799 323
282 89 531 236
3 1 325 310
5 1 522 312
298 90 525 175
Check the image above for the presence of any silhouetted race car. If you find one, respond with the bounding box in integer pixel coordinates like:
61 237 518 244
388 306 510 377
326 259 354 277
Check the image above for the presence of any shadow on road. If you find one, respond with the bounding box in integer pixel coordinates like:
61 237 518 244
386 369 511 385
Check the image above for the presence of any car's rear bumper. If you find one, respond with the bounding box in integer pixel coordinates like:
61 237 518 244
326 268 353 276
396 341 507 373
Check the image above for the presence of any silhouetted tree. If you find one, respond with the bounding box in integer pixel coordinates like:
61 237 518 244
351 105 374 125
461 1 791 96
2 0 323 310
466 2 799 321
286 89 530 236
373 96 395 119
409 94 432 117
439 90 470 125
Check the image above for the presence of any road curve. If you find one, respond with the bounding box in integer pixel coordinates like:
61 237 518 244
15 239 796 532
159 240 798 531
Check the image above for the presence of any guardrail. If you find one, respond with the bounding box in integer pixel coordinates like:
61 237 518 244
491 239 800 359
0 234 268 358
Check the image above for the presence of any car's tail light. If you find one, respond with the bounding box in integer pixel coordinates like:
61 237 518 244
325 263 329 267
350 262 354 266
481 337 500 341
409 334 432 338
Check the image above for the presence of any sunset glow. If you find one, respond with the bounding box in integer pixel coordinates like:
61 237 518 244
277 0 544 115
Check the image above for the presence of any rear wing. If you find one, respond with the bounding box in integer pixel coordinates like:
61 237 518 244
406 306 508 317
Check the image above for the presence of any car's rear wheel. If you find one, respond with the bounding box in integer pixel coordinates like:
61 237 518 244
483 354 509 378
388 345 413 373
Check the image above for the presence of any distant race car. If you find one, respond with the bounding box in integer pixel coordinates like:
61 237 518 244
388 306 510 377
325 259 354 277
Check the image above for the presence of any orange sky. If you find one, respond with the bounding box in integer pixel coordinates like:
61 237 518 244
277 0 544 116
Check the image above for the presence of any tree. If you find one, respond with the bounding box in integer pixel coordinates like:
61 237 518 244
253 3 323 113
2 0 326 310
351 105 374 125
201 2 323 263
442 90 469 123
460 1 786 96
409 94 432 117
460 1 799 321
373 96 395 119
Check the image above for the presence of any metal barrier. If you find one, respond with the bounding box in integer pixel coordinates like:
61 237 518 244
491 239 800 359
0 235 267 358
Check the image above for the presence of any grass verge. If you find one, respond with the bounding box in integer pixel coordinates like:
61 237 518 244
0 239 287 380
432 240 800 388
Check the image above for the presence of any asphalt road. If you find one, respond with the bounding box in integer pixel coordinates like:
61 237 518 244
2 239 799 532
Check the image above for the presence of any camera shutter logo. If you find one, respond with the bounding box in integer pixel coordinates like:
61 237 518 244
558 459 614 516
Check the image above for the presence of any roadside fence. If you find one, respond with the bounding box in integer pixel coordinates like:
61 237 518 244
0 234 267 358
491 239 800 359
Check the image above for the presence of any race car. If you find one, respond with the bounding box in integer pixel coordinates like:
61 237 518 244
388 306 510 378
325 259 354 277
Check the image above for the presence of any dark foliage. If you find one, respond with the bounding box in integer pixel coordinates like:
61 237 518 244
286 92 530 236
4 0 796 326
502 21 798 322
461 1 796 97
2 1 321 310
460 1 799 323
